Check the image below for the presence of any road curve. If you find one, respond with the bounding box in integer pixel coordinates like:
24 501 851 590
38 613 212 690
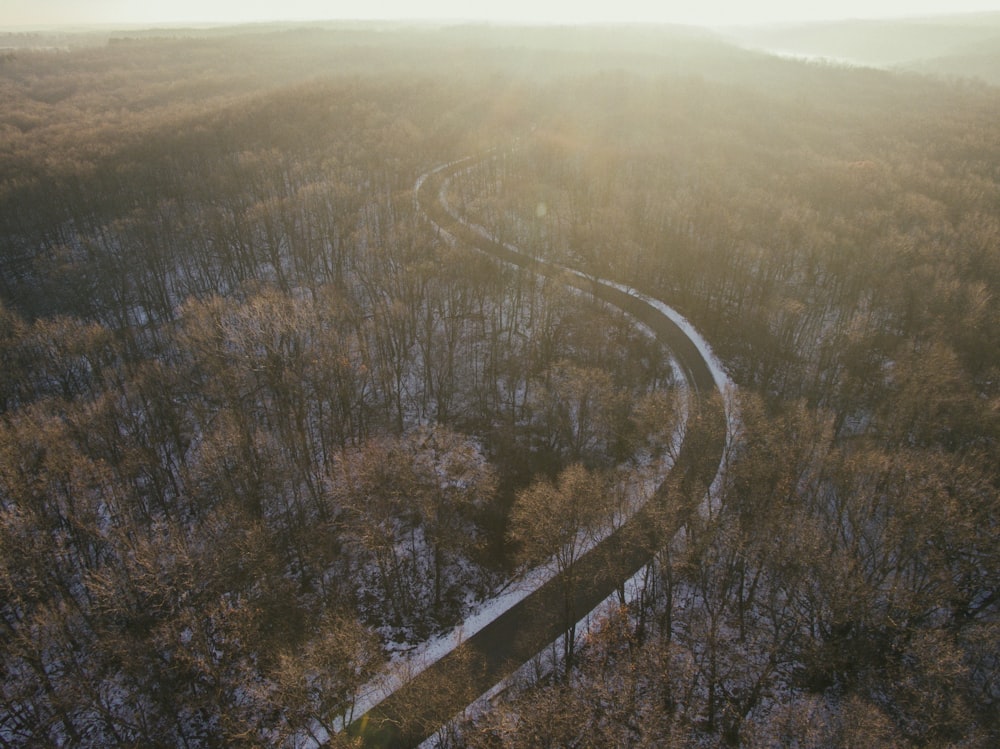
344 154 728 748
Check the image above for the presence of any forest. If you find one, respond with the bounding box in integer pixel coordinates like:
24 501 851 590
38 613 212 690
1 20 998 748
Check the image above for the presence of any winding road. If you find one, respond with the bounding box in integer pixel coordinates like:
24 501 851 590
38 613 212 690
343 153 729 748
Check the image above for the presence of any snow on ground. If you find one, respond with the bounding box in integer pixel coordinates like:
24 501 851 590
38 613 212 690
439 162 739 448
324 574 545 735
434 152 743 554
438 160 734 404
597 278 741 512
325 440 677 739
321 559 585 740
308 160 738 746
600 280 732 395
418 555 654 748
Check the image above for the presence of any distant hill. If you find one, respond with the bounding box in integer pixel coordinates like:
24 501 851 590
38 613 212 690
904 35 1000 85
727 13 1000 84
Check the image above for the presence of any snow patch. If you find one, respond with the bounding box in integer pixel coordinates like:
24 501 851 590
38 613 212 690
322 157 741 746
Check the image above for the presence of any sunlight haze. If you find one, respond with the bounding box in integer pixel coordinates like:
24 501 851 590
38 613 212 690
4 0 1000 28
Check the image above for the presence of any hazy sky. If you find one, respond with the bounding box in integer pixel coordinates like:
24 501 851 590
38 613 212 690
3 0 1000 29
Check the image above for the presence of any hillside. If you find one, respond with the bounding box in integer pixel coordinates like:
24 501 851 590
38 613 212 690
1 22 998 748
729 13 1000 84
